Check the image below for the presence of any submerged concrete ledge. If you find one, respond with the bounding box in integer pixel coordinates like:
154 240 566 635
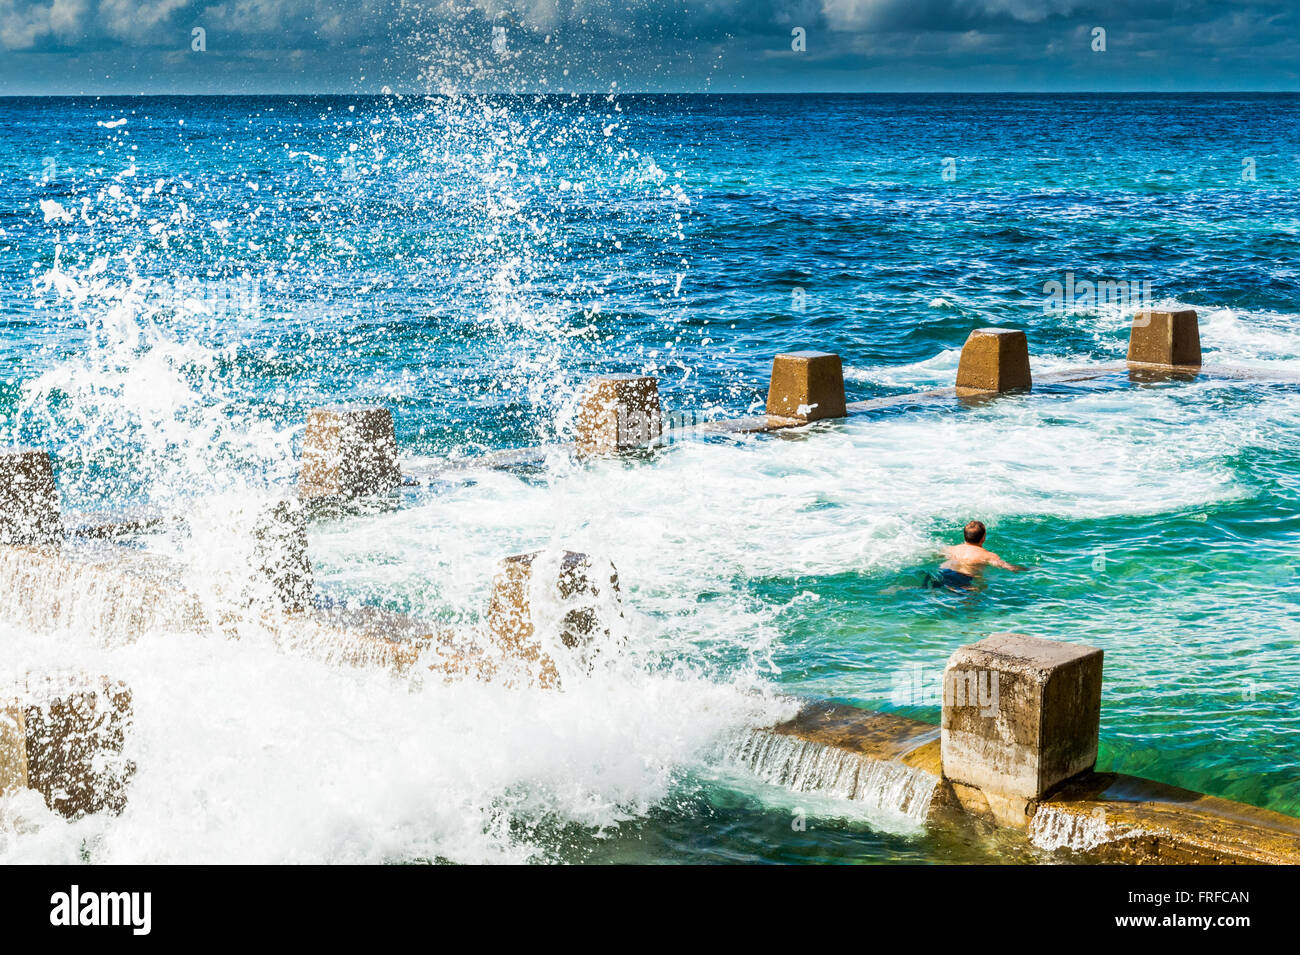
308 351 1300 489
1035 774 1300 864
764 700 940 764
0 543 206 642
293 307 1300 496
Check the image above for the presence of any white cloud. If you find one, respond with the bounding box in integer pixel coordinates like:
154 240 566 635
96 0 189 41
0 0 89 49
818 0 1088 32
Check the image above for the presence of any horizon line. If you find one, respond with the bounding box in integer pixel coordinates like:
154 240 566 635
3 89 1300 98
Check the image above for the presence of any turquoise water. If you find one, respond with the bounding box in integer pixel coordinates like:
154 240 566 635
1 94 1298 863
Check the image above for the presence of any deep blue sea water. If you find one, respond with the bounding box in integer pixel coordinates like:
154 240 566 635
1 94 1298 863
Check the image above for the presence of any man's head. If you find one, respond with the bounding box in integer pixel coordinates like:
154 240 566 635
963 520 987 545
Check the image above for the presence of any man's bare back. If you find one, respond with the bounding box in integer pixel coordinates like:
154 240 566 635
927 520 1027 591
941 542 1027 576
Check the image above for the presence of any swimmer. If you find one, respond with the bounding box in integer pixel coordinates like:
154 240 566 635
924 520 1027 591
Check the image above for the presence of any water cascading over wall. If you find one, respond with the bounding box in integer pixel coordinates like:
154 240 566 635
724 729 938 823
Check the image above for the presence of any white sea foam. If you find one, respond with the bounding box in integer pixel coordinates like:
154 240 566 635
16 225 296 508
844 346 1099 391
847 300 1300 391
1028 805 1147 853
316 380 1278 612
844 347 961 389
0 616 792 864
1199 307 1300 365
1063 299 1300 368
38 199 74 223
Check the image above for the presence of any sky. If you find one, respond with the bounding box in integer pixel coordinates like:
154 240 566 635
0 1 1297 94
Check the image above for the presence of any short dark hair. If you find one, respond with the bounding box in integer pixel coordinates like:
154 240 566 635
963 520 986 545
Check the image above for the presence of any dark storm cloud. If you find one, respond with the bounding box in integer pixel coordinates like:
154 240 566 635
0 1 1296 92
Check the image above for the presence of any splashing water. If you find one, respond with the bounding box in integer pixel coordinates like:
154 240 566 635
1028 805 1146 854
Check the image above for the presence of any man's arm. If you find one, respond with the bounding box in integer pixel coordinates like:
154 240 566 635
987 552 1028 572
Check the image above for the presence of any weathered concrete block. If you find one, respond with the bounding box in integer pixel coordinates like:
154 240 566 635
575 375 662 457
300 407 401 499
246 498 314 613
955 329 1032 395
5 674 134 817
941 633 1102 827
486 550 621 687
765 351 847 422
0 449 61 546
1127 309 1201 367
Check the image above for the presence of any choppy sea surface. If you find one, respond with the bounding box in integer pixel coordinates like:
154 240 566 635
1 93 1298 863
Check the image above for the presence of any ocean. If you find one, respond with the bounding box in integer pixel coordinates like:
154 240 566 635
1 93 1298 863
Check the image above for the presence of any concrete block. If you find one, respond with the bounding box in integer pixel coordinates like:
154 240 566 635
0 449 61 546
955 329 1032 395
941 633 1102 826
300 407 401 499
8 674 134 817
246 499 314 613
1127 309 1201 367
486 550 621 687
575 375 662 457
765 351 847 422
